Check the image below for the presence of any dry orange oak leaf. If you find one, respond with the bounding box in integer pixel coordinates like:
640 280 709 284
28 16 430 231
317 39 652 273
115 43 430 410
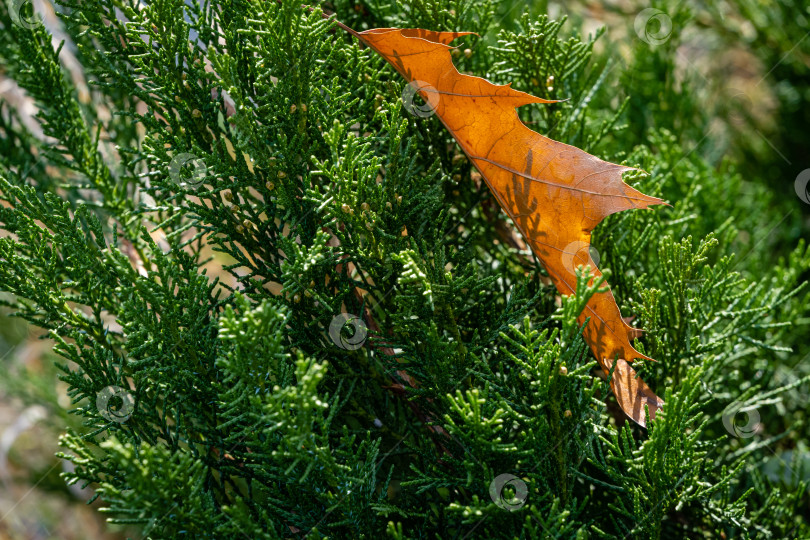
354 27 666 426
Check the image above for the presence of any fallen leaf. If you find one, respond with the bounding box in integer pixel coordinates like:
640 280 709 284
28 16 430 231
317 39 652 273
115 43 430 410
352 27 665 426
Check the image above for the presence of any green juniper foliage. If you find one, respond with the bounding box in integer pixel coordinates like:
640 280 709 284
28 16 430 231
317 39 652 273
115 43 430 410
1 0 809 538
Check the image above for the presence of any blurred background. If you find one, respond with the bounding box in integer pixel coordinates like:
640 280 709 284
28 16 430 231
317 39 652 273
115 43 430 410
1 0 808 538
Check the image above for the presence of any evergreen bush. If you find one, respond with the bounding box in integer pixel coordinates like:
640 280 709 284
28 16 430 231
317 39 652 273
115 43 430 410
0 0 808 537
